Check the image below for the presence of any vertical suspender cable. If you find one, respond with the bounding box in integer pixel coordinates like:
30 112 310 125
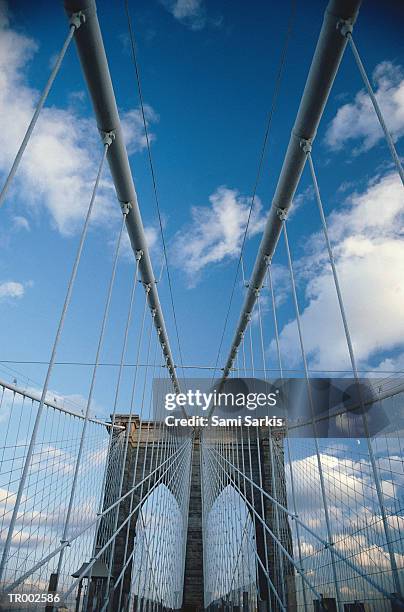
0 14 84 209
220 0 362 383
267 266 308 610
54 206 127 591
283 222 342 611
102 287 149 606
0 140 110 584
339 27 404 186
307 150 402 598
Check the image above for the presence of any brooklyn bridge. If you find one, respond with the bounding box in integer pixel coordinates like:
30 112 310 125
0 0 403 610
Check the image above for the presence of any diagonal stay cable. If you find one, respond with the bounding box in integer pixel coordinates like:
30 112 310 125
124 0 185 381
211 0 296 382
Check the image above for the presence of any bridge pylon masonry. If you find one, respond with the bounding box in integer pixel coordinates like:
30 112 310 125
94 419 294 611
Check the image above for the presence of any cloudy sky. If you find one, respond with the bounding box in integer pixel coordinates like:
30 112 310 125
0 0 403 417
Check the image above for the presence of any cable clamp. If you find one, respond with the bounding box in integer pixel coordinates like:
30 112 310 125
337 18 353 37
120 201 132 216
151 308 157 318
60 539 71 547
101 130 116 147
145 283 151 293
135 249 143 262
69 11 86 29
264 255 272 266
254 287 260 298
299 138 312 154
245 312 252 322
275 206 288 221
157 327 162 336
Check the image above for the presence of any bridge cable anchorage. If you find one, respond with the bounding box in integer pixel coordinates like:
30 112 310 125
211 0 296 385
307 149 403 598
53 205 127 597
0 140 110 585
0 11 85 209
220 0 362 389
124 0 185 384
337 20 404 186
283 220 344 611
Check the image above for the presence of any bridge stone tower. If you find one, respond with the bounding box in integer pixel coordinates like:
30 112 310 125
97 418 295 612
201 426 296 612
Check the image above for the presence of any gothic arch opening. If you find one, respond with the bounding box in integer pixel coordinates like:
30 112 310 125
129 483 184 610
204 484 257 607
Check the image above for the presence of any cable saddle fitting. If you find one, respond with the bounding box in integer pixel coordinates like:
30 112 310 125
337 19 353 37
300 138 312 154
275 206 288 221
100 130 116 147
69 11 86 29
120 201 132 215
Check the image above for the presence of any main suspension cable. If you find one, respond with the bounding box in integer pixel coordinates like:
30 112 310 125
124 0 185 381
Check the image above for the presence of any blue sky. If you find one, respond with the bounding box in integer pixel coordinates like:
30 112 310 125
0 0 403 418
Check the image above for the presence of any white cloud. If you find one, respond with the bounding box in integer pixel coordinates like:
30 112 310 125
173 186 266 284
325 61 404 153
287 444 404 590
159 0 207 30
0 4 157 236
0 280 27 301
144 225 160 251
273 171 404 371
120 105 158 155
372 352 404 374
12 215 30 231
